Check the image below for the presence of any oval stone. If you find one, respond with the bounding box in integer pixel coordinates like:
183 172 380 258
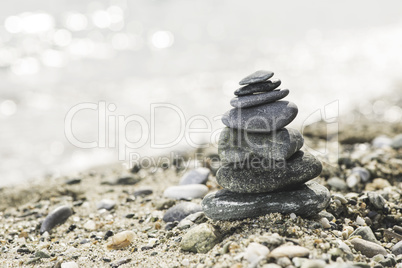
201 181 330 220
221 101 298 133
163 202 202 222
218 127 303 162
40 206 73 234
235 79 281 96
163 184 209 200
239 70 274 85
216 151 322 193
230 89 289 108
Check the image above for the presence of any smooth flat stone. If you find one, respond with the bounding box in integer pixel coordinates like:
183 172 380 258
40 206 73 234
179 167 210 185
216 151 322 193
97 199 116 210
218 127 303 163
201 181 330 220
350 238 387 257
163 184 209 200
222 101 298 133
163 202 202 222
235 79 281 96
239 70 274 85
230 89 289 108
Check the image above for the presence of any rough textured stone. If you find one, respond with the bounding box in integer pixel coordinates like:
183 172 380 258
40 206 73 234
163 184 209 200
179 167 210 185
162 202 202 222
221 101 298 133
202 181 330 220
350 238 387 257
180 223 220 253
216 151 322 193
239 70 274 85
218 127 303 163
235 79 281 96
230 89 289 108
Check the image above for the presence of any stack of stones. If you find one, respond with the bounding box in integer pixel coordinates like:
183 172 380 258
202 70 330 220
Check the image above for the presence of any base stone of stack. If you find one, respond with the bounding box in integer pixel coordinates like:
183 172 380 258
216 151 322 193
201 181 330 221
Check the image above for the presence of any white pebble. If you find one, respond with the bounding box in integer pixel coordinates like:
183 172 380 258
107 230 136 250
346 173 360 188
320 218 331 229
61 261 79 268
290 213 296 220
181 258 190 266
245 242 269 265
269 245 309 258
83 220 96 231
355 215 366 226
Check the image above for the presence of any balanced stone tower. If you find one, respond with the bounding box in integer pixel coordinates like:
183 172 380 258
202 70 330 220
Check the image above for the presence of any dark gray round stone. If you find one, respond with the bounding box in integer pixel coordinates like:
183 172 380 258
235 79 281 96
216 151 322 193
221 101 298 133
179 167 210 185
230 89 289 108
201 181 330 220
239 70 274 85
40 206 73 234
218 127 303 162
162 202 202 222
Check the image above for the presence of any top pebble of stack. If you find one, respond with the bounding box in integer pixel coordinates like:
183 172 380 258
238 70 274 85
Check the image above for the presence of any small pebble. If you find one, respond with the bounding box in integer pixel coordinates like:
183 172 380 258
351 167 370 182
327 177 347 191
391 134 402 149
65 178 81 185
244 242 269 266
300 259 326 268
269 245 309 258
320 218 331 229
162 202 202 222
61 261 79 268
346 173 360 188
277 257 292 267
163 184 209 200
133 188 153 197
97 199 116 210
350 238 387 257
110 258 132 268
367 192 386 210
83 220 96 231
180 223 220 253
107 231 136 250
179 167 210 185
372 135 392 148
40 205 73 234
350 226 378 243
392 240 402 255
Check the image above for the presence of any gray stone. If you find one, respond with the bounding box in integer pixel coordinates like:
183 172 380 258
301 260 326 268
351 167 370 182
327 177 347 191
97 199 116 210
179 167 210 185
163 184 209 200
218 127 304 163
162 202 202 222
372 135 392 148
221 101 298 133
239 70 274 85
350 238 387 257
230 89 289 108
367 192 386 210
350 226 378 243
391 134 402 149
235 79 281 96
180 223 221 253
216 151 322 193
133 188 153 197
318 211 335 221
40 206 73 234
202 181 330 220
392 240 402 255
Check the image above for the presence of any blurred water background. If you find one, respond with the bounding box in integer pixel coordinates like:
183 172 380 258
1 0 402 186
